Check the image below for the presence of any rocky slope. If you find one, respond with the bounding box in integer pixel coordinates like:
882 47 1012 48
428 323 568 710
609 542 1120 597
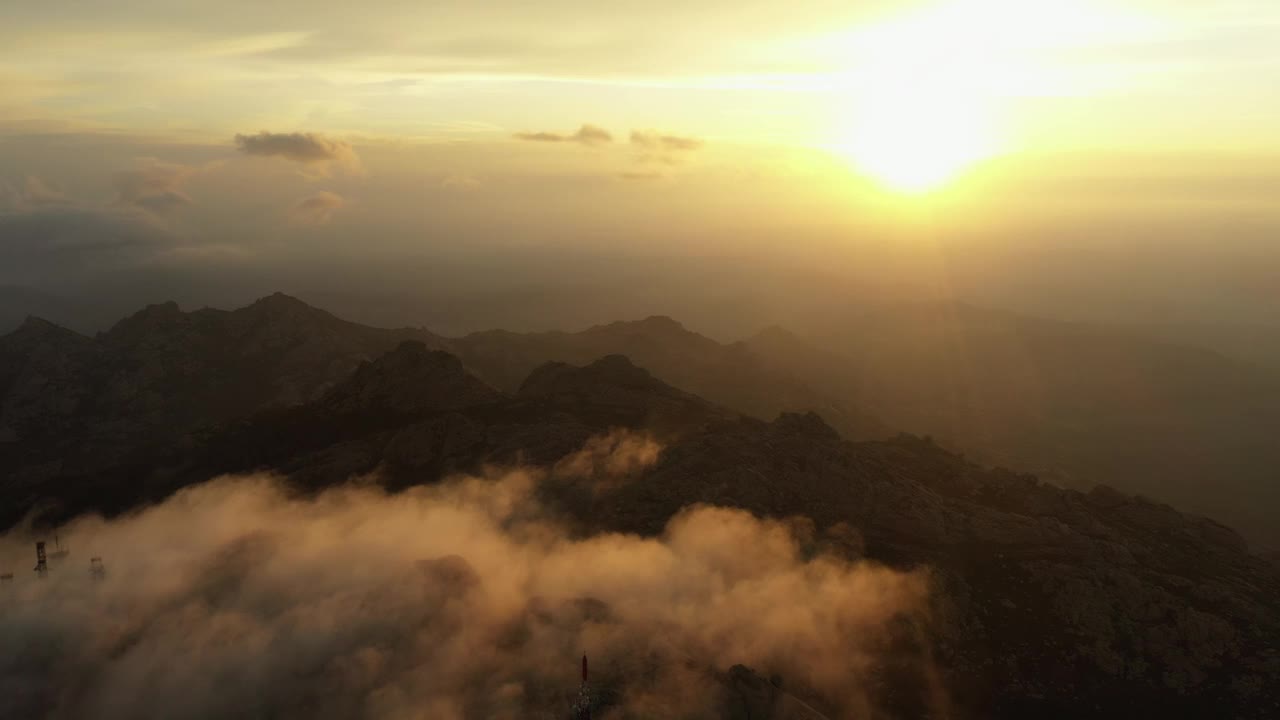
9 294 1280 549
756 303 1280 548
0 294 446 493
450 316 889 440
5 341 1277 719
442 303 1280 549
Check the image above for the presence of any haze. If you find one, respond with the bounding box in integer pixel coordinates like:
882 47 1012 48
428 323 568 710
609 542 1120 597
2 0 1278 335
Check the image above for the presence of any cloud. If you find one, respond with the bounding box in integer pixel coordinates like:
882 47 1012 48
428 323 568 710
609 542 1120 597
112 159 197 214
0 159 230 283
553 429 660 481
514 124 613 146
234 131 363 176
19 176 67 206
618 171 663 181
1 176 70 212
630 130 705 165
440 173 481 191
0 443 935 719
631 131 704 153
291 191 345 225
0 205 175 284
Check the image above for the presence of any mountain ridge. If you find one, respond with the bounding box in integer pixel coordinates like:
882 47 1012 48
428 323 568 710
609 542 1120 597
3 337 1275 718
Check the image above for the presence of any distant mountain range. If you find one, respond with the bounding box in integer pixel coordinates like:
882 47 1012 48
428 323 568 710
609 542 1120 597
1 293 1278 718
457 303 1280 547
786 303 1280 548
6 293 1280 548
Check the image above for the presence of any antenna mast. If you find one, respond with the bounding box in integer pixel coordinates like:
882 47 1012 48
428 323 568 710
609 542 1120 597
571 655 591 720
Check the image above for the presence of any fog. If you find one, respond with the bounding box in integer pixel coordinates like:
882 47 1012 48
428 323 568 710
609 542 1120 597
0 439 933 719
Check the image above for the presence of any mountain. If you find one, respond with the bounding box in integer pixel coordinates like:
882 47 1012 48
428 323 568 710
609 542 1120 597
1120 321 1280 372
0 315 102 446
10 294 1280 550
0 293 446 501
4 336 1278 718
320 340 503 416
759 303 1280 548
0 285 112 336
441 303 1280 548
450 316 889 440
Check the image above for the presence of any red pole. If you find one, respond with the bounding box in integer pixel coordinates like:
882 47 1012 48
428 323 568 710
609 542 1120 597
578 655 591 720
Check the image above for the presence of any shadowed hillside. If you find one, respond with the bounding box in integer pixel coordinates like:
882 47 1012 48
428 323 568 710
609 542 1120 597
2 331 1277 718
752 303 1280 548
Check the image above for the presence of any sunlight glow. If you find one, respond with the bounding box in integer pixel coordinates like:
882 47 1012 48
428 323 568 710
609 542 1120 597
830 0 1157 192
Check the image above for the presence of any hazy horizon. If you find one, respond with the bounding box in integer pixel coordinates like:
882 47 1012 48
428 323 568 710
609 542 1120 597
4 1 1279 338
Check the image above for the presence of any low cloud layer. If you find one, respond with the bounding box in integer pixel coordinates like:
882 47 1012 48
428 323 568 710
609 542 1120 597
112 159 198 214
292 190 345 224
631 130 704 165
0 159 219 284
440 174 481 191
514 124 613 146
0 437 933 719
0 176 68 211
0 205 174 284
234 131 362 176
554 428 662 481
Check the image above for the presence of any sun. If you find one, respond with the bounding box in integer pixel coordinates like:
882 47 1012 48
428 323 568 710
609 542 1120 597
837 72 997 193
829 0 1094 193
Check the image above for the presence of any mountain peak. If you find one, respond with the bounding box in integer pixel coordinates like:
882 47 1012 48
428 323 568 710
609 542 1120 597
141 300 181 316
517 354 735 432
519 354 660 398
2 315 89 346
18 315 59 331
750 324 803 345
13 315 68 336
322 342 502 415
588 315 692 338
585 353 653 380
117 301 183 324
102 301 186 344
248 292 312 311
636 314 684 330
240 292 331 322
771 411 840 441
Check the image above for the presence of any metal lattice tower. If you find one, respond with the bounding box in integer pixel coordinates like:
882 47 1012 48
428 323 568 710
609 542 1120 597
33 541 48 576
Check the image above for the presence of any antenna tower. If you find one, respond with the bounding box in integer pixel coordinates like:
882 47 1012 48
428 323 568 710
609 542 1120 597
33 541 48 576
571 654 591 720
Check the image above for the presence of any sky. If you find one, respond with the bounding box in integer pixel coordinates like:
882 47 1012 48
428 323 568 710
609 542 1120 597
1 0 1278 334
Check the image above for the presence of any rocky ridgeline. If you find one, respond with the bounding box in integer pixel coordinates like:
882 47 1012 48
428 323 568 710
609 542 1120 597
3 295 1279 718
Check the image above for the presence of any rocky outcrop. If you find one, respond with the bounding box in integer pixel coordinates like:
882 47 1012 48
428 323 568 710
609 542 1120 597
518 354 737 434
0 316 99 445
321 341 503 415
0 294 450 488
